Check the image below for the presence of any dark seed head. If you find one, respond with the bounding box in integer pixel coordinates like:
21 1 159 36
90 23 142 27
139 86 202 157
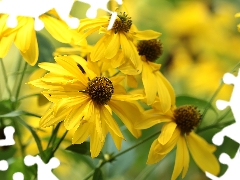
87 77 114 105
137 39 163 62
174 105 202 134
111 12 132 34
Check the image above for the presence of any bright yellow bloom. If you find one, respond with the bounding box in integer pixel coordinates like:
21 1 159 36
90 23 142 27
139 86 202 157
29 55 143 157
0 14 85 66
136 101 220 180
78 12 160 72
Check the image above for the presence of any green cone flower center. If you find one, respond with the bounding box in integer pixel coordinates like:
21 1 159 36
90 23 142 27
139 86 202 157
137 39 163 62
87 77 114 105
112 12 132 34
174 105 201 134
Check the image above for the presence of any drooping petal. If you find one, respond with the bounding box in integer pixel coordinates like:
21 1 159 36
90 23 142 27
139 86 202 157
134 30 161 40
0 33 15 58
14 17 34 52
90 124 105 158
91 35 107 61
171 136 189 180
147 139 167 164
135 109 171 129
94 106 104 142
108 127 123 150
142 62 158 105
158 122 177 145
155 127 181 155
105 33 120 59
155 71 172 113
108 100 142 138
102 105 124 139
186 132 220 176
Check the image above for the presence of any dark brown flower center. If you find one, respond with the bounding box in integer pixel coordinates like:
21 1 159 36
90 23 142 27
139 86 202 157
137 39 163 62
174 105 201 134
112 12 132 34
87 77 114 105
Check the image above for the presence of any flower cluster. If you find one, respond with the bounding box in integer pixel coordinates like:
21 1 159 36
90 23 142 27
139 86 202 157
0 2 227 180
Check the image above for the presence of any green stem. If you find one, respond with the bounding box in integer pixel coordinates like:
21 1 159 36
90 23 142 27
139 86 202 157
83 130 160 180
47 130 68 163
0 58 12 98
47 123 61 149
196 119 235 133
15 62 28 103
201 61 240 121
17 93 41 101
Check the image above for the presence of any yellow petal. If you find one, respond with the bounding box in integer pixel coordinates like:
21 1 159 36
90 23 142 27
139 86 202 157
55 56 88 84
102 105 124 139
38 62 72 76
90 125 105 158
134 30 161 40
171 136 189 180
110 75 125 85
14 17 34 52
72 122 91 144
40 15 76 44
127 75 138 88
78 17 108 32
147 139 167 164
158 122 177 145
156 71 176 106
0 33 15 58
91 35 107 61
120 33 142 70
94 106 104 142
111 94 144 101
186 132 220 176
155 127 180 155
108 127 123 150
142 62 158 105
155 71 172 113
40 108 70 128
54 96 89 116
135 109 171 129
105 33 120 59
64 100 93 130
108 100 142 138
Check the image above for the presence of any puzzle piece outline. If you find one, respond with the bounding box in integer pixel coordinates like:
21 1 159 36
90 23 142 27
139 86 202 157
206 69 240 179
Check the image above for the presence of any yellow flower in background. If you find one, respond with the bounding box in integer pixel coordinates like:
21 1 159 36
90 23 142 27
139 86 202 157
29 55 143 157
78 12 160 72
136 102 220 180
0 13 85 66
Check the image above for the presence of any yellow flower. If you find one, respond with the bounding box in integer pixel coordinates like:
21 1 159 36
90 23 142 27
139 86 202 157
136 103 220 180
120 39 175 111
0 14 85 66
29 55 143 157
78 12 160 72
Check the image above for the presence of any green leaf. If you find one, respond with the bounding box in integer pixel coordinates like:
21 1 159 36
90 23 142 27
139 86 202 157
6 157 37 180
93 168 103 180
176 95 217 114
0 100 12 114
16 117 44 157
36 32 55 64
0 110 41 118
0 146 16 160
65 142 104 159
